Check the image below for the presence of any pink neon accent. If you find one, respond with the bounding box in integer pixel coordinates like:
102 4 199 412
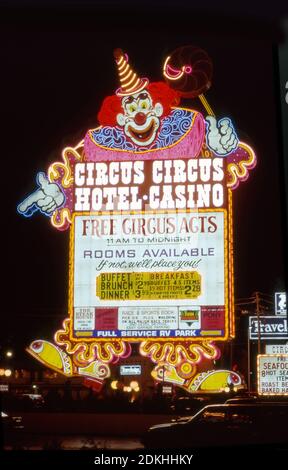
167 64 182 74
184 65 192 74
84 111 205 162
124 53 129 62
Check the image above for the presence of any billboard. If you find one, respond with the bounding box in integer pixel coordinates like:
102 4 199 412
249 316 288 340
72 208 227 340
275 292 287 316
120 365 142 376
265 344 288 354
18 46 255 393
257 354 288 396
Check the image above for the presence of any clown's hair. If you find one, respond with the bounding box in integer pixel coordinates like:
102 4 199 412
97 81 180 127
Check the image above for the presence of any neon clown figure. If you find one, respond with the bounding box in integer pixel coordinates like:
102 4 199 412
18 47 256 393
18 48 238 215
116 89 164 147
113 48 237 154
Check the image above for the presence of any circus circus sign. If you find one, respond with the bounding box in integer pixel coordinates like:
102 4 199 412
18 46 255 393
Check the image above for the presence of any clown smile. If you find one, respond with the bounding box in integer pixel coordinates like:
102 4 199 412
128 120 155 142
117 89 163 147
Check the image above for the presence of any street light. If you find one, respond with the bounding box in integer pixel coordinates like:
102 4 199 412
6 351 13 358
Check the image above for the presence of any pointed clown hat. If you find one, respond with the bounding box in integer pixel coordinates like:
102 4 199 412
114 48 149 96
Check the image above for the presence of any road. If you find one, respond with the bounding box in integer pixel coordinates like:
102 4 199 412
3 411 170 450
4 433 144 450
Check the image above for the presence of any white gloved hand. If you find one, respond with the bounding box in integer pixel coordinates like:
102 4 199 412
18 172 65 217
206 116 238 156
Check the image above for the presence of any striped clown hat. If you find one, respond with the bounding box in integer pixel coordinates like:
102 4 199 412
114 48 149 96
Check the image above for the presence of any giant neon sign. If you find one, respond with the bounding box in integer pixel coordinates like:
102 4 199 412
18 46 256 393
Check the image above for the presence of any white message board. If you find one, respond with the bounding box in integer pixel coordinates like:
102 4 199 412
257 354 288 395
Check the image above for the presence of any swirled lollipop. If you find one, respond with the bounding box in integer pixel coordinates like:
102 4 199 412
163 45 215 116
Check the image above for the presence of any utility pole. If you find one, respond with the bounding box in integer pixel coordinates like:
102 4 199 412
255 291 261 354
247 326 251 392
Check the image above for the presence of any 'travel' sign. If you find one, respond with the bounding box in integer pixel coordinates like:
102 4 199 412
249 316 288 340
257 354 288 395
18 46 255 393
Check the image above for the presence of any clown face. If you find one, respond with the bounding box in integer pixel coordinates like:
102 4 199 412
116 90 163 146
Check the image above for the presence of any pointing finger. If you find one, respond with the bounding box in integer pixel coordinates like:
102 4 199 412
17 188 45 213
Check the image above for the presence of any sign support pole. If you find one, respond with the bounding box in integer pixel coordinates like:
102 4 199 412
255 291 261 354
248 326 251 392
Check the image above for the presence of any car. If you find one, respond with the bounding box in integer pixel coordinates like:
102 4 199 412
143 402 288 449
171 396 211 413
170 395 213 422
1 410 24 432
2 393 45 411
20 393 45 408
225 395 259 404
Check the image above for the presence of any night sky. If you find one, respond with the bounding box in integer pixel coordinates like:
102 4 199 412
1 3 287 356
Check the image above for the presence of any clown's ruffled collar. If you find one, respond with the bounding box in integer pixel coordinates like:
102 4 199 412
84 108 205 161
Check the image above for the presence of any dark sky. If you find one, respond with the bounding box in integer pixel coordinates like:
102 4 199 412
1 4 287 352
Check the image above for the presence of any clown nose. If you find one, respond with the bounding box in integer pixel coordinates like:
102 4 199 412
134 112 147 126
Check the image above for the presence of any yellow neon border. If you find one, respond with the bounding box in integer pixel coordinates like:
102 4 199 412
88 107 201 155
48 141 84 230
257 354 288 396
48 141 84 187
227 141 256 189
139 340 220 366
228 190 235 337
68 206 232 343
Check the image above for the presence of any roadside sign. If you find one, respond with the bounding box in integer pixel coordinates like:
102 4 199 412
120 365 141 376
0 384 9 392
249 316 288 340
257 354 288 395
265 344 288 354
275 292 287 316
162 385 173 395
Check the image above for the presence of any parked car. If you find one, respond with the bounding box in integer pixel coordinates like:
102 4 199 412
225 395 259 404
170 395 212 422
1 410 24 432
143 402 288 449
2 393 45 411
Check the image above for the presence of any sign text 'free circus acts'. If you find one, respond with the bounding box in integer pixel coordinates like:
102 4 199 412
18 46 256 393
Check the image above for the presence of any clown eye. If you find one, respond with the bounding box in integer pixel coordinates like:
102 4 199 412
141 102 147 109
128 104 137 113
